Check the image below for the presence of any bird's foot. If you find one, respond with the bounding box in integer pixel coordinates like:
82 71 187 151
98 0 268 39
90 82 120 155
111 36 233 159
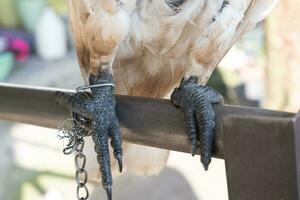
56 71 122 200
171 77 223 170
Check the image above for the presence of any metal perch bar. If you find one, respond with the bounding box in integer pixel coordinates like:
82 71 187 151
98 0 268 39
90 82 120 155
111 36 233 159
0 83 300 199
0 83 292 157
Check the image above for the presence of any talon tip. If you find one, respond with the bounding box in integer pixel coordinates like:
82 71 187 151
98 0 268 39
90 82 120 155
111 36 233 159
191 141 198 157
203 164 209 171
106 186 112 200
191 146 197 157
117 156 123 173
201 157 211 171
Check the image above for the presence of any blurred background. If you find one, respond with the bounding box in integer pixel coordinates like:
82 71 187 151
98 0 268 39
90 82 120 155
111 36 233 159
0 1 298 200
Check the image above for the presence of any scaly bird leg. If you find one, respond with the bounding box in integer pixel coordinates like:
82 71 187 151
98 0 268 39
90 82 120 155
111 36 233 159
171 77 223 170
56 70 122 200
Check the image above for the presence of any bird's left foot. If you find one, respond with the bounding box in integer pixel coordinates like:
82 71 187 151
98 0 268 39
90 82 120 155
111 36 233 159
171 77 223 170
56 71 122 200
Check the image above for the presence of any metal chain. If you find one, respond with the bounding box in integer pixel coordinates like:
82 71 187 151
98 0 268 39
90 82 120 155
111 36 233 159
75 140 89 200
58 113 92 200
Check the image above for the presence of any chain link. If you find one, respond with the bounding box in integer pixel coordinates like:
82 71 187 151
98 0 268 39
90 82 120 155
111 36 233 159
58 113 91 200
75 145 89 200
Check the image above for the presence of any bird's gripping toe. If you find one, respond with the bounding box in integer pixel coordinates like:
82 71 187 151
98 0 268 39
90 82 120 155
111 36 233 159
171 77 223 170
56 70 122 200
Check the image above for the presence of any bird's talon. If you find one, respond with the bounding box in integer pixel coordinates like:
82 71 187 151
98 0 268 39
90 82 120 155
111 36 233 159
106 186 112 200
201 155 211 171
171 76 223 170
116 155 123 173
191 142 197 156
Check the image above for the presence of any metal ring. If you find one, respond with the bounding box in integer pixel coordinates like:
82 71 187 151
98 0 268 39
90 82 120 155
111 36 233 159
75 169 88 185
75 139 85 152
63 144 76 155
76 184 89 200
75 153 86 169
76 83 115 92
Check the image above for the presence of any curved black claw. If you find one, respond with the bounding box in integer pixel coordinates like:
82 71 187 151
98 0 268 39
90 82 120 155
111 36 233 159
117 155 123 173
106 186 112 200
171 77 223 170
56 71 123 200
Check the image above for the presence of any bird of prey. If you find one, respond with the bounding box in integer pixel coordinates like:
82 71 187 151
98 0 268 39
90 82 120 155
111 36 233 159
60 0 277 199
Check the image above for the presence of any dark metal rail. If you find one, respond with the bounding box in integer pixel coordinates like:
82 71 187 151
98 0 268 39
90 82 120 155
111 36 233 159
0 83 292 158
0 83 299 199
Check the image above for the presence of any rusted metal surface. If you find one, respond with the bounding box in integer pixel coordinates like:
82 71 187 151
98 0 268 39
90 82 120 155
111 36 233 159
0 83 299 199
